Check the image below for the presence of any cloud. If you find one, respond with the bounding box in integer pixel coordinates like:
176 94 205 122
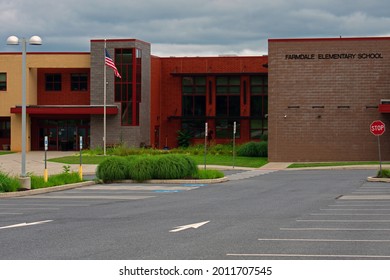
1 0 390 55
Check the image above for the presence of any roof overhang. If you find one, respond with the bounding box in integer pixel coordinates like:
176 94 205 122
10 105 118 115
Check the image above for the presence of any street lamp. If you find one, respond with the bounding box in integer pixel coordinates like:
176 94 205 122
6 35 42 189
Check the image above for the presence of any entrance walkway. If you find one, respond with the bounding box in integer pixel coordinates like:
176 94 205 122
0 151 97 176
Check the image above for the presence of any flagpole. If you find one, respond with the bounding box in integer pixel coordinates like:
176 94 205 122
103 39 107 156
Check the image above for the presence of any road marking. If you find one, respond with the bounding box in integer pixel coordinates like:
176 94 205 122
258 238 390 242
0 207 59 210
23 195 156 200
328 204 390 207
320 209 390 211
170 221 210 233
297 219 390 223
0 220 53 230
311 213 390 216
281 227 390 231
226 253 390 259
338 195 390 200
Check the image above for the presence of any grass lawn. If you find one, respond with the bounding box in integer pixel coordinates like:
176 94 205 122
0 151 13 155
288 161 390 168
49 154 267 168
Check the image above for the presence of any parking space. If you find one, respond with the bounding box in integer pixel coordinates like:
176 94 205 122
228 181 390 259
0 183 202 229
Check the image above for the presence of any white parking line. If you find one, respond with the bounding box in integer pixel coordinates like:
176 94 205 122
320 208 390 211
227 253 390 259
281 227 390 231
311 213 390 216
258 238 390 242
24 195 156 200
297 219 390 223
328 204 390 207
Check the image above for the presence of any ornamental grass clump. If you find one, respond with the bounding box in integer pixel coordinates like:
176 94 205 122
128 156 156 182
154 155 198 179
96 156 129 183
0 171 20 192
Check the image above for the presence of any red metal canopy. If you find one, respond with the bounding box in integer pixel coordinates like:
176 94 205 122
10 105 118 115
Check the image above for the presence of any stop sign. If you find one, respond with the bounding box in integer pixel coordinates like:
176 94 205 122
370 120 385 136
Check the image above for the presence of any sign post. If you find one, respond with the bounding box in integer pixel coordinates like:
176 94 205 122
44 136 48 182
79 136 83 180
204 122 208 170
370 120 386 177
233 121 236 169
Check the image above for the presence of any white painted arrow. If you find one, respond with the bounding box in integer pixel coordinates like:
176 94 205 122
170 221 210 233
0 220 53 230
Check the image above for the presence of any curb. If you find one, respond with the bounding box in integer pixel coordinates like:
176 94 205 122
0 181 96 199
114 177 229 185
367 176 390 183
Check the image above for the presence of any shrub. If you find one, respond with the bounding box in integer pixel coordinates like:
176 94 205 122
0 171 20 192
128 156 156 181
96 156 129 182
154 154 198 179
177 130 192 147
237 141 268 157
377 169 390 178
196 169 224 179
31 172 82 189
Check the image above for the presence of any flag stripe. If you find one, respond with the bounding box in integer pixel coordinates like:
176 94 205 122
105 49 121 78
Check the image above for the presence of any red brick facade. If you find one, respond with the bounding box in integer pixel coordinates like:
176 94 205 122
150 56 268 149
268 37 390 162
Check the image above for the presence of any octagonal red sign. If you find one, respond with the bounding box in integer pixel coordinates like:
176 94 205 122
370 120 385 136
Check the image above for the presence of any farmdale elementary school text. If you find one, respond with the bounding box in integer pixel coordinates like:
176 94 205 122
285 53 384 60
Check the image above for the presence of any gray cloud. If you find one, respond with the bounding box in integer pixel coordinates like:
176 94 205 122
2 0 390 56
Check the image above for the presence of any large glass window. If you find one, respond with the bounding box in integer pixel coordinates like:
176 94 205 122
182 76 206 117
115 48 141 126
0 73 6 91
181 76 206 138
250 75 268 139
216 76 241 138
45 74 62 91
71 73 88 91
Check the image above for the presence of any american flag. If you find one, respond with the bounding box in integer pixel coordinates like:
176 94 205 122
105 49 121 78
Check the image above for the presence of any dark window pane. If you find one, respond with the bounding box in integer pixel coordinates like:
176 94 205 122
216 96 228 116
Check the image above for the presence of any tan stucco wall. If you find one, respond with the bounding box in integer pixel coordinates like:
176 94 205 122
0 53 90 151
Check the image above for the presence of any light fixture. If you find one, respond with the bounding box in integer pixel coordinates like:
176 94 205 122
6 35 42 189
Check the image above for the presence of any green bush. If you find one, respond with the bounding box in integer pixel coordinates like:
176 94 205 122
128 156 156 181
31 172 82 189
0 171 20 192
196 169 224 179
145 154 198 180
377 169 390 178
96 156 129 182
237 141 268 157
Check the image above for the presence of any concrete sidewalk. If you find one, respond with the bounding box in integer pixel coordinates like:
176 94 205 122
0 151 97 176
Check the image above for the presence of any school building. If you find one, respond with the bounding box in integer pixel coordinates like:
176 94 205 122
1 36 390 162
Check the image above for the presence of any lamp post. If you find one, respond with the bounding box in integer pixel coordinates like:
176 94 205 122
7 35 42 189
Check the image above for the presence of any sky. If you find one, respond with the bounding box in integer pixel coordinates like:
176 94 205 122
1 0 390 57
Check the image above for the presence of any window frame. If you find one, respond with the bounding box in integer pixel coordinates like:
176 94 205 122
45 73 62 91
70 73 88 91
0 73 6 91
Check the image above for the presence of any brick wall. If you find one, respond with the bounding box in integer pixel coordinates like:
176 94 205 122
268 37 390 162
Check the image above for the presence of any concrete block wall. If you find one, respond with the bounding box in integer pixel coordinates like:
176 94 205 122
90 39 151 149
268 37 390 162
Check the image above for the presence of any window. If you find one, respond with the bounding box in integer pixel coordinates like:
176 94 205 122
250 75 268 139
114 48 141 126
0 118 10 138
181 76 206 138
215 76 241 138
182 77 206 117
45 74 62 91
71 73 88 91
0 73 6 91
